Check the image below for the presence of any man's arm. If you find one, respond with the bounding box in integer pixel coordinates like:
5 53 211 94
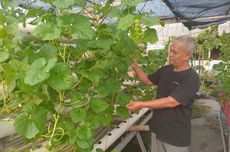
131 60 153 86
126 96 180 112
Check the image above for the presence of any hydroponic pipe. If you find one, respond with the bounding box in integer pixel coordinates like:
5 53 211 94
92 108 149 151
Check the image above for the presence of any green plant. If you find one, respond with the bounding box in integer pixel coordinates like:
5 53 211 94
195 24 220 74
0 0 165 151
215 32 230 101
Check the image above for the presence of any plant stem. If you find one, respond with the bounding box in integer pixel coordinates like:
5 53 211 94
48 91 64 146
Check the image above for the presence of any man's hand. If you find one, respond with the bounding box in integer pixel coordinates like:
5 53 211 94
131 59 139 71
130 59 153 86
126 101 143 112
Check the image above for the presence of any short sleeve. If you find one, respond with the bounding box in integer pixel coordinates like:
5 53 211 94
170 73 200 106
147 67 163 85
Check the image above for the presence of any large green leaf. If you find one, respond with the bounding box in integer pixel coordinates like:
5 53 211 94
77 139 91 149
4 16 19 34
61 121 77 144
71 22 95 39
24 104 48 131
14 104 48 139
87 39 113 50
86 112 103 128
54 0 75 9
26 8 44 18
96 149 104 152
97 107 114 126
2 63 17 92
70 91 88 107
57 14 95 39
0 12 3 24
114 58 131 73
90 98 109 113
76 124 93 149
29 44 57 63
32 23 61 41
96 80 121 97
92 59 110 71
14 113 40 139
18 79 33 93
69 108 87 123
44 58 57 71
118 14 135 30
2 60 29 92
115 32 137 57
75 0 87 7
56 14 85 27
24 57 57 86
76 124 93 140
79 70 102 86
141 16 165 27
122 0 144 6
47 63 72 91
4 0 20 7
9 59 29 73
0 51 9 63
76 60 95 71
117 107 129 119
142 28 158 44
108 8 121 18
115 92 131 106
41 0 54 3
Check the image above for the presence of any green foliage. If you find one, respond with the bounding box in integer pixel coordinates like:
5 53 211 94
215 32 230 99
14 104 48 139
0 0 165 151
47 62 72 91
24 57 57 86
54 0 76 9
122 0 144 7
56 13 95 39
194 25 229 100
32 23 62 40
142 28 158 43
196 24 220 60
118 14 135 30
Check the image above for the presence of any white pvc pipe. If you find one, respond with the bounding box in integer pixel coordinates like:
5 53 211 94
18 23 36 33
114 111 153 151
0 119 15 139
93 108 149 151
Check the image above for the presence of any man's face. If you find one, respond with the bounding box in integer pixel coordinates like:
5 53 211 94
168 41 190 67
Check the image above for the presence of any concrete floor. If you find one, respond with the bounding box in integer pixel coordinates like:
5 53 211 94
189 99 224 152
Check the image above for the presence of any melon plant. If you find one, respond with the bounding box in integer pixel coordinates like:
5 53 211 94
0 0 166 151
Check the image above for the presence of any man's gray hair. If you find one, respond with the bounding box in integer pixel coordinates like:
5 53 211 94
174 35 196 54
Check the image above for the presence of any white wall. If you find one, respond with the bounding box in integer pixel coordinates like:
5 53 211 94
148 21 230 50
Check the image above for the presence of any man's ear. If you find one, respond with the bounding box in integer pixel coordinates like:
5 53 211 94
185 53 191 60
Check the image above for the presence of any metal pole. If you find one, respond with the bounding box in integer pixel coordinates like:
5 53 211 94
136 132 147 152
218 110 227 152
228 127 230 152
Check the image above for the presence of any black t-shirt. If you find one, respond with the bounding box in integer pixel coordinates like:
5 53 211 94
148 64 200 147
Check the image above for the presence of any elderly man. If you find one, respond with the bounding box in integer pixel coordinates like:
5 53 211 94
126 35 200 152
